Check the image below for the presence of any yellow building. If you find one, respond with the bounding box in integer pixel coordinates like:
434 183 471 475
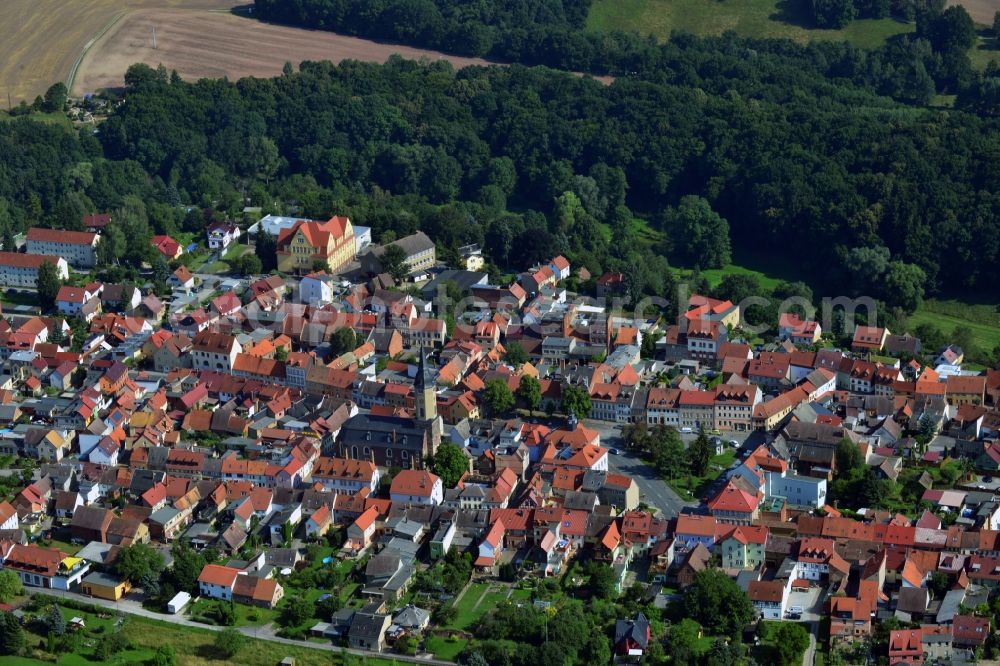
276 216 355 274
81 571 132 601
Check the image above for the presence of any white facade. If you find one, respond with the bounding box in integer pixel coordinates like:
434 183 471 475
26 234 98 268
390 478 444 506
0 254 69 288
299 274 335 305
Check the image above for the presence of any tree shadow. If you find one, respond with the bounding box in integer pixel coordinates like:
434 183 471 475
769 0 818 29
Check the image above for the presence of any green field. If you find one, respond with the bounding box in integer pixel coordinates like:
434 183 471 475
909 298 1000 356
587 0 913 48
5 604 400 666
696 263 783 291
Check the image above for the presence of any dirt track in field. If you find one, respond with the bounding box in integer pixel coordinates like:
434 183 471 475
71 8 501 95
0 0 235 103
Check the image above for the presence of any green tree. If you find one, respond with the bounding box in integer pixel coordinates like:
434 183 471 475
923 5 976 54
517 375 542 411
883 261 926 313
329 327 358 358
42 82 68 113
652 426 688 479
45 603 66 636
560 385 592 418
483 379 515 416
994 10 1000 39
282 595 314 627
116 542 165 586
773 622 811 666
683 569 754 636
663 196 731 269
381 243 409 282
585 561 618 600
166 543 206 593
151 644 176 666
432 443 469 488
811 0 857 27
96 631 128 661
36 260 62 309
505 341 528 366
0 570 23 602
670 618 702 653
835 438 863 477
256 231 278 272
0 611 25 655
687 427 713 477
214 628 246 658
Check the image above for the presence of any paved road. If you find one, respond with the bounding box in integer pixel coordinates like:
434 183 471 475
584 420 698 518
29 588 450 665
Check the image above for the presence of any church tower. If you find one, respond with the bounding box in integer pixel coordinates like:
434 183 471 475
414 348 442 451
414 347 436 421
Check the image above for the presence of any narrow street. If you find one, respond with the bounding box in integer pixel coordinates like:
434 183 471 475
584 419 699 518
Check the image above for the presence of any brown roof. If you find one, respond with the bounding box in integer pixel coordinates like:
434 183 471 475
26 227 96 245
0 252 62 269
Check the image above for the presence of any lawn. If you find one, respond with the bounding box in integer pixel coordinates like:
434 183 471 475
426 634 468 660
447 582 489 630
668 449 737 500
587 0 912 48
8 610 401 666
909 297 1000 358
0 110 73 127
443 582 509 632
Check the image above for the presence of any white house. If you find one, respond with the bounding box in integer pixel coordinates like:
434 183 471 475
475 519 505 568
88 438 120 467
0 500 18 530
764 471 827 509
299 272 336 305
749 580 787 620
389 470 443 506
197 564 239 601
207 221 241 251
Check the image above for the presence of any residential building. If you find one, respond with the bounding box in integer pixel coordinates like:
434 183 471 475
748 580 786 620
197 564 239 601
0 252 69 288
390 470 443 506
192 331 242 373
25 227 99 268
721 525 768 570
207 221 241 250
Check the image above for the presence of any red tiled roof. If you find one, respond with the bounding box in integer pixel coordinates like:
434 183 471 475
26 227 96 245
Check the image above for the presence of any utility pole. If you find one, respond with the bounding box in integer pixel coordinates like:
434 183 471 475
152 27 157 50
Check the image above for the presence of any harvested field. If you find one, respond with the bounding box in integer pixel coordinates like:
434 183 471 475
72 9 499 95
946 0 1000 24
0 0 234 103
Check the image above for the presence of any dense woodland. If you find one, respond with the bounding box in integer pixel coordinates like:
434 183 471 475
5 50 1000 296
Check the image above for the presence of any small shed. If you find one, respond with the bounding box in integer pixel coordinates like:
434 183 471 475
166 591 191 614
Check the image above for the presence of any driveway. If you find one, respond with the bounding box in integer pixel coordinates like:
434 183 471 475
785 585 825 666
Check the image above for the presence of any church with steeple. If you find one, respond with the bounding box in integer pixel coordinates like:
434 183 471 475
336 348 442 469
